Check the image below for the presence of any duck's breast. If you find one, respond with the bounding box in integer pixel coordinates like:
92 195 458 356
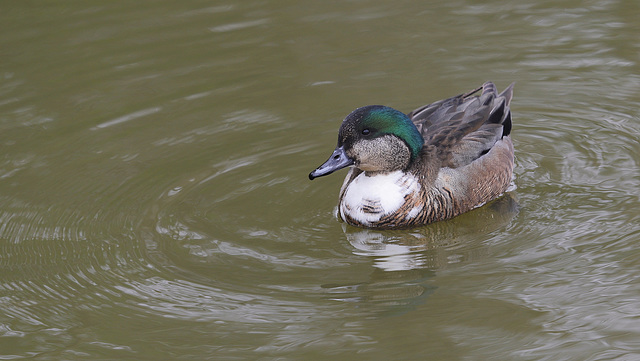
339 170 421 227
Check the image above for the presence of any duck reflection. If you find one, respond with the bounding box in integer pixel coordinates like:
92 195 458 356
344 193 520 272
322 194 519 315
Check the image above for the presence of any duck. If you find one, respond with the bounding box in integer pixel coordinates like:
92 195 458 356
309 81 515 229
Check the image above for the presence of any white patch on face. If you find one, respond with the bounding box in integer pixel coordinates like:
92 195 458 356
340 170 420 226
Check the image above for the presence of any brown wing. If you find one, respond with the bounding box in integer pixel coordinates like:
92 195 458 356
407 82 514 168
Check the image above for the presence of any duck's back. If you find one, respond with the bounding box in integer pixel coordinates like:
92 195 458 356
408 81 513 169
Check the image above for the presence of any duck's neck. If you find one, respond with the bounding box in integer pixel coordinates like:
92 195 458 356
405 144 440 185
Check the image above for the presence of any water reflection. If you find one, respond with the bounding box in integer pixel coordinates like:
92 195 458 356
344 194 520 271
313 194 520 317
322 267 436 317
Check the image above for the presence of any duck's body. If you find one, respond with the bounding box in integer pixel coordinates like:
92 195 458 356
310 81 515 229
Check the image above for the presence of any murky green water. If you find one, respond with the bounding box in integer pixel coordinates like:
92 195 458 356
1 0 639 360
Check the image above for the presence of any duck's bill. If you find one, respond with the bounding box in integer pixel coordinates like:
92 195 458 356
309 146 354 180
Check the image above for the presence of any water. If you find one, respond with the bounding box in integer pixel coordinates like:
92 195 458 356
1 0 639 360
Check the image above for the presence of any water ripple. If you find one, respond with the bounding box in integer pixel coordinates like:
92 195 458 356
1 0 639 358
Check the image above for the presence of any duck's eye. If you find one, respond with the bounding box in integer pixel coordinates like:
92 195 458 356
361 129 370 135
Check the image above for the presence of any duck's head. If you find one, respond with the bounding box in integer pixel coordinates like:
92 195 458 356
309 105 424 180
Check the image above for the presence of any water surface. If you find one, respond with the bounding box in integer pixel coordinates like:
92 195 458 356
1 0 639 360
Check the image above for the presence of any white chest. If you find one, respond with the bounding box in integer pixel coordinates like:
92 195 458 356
339 171 421 226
